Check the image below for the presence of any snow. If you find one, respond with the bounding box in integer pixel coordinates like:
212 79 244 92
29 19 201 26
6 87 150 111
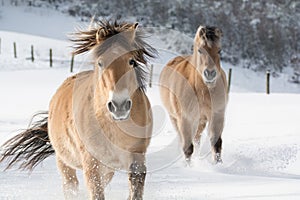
1 4 300 200
0 4 78 40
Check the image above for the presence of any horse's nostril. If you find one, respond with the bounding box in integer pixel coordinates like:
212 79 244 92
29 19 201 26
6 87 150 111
211 70 217 78
107 101 115 112
204 69 217 80
125 99 132 111
107 99 132 113
204 69 209 78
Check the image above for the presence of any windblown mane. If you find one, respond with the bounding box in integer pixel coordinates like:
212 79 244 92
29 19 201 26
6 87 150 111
70 20 157 63
70 20 157 92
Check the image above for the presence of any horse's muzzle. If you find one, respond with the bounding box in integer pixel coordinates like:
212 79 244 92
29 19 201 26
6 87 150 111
203 69 217 86
107 99 132 121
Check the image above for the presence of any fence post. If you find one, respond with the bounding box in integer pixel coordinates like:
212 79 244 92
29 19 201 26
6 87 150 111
13 42 17 58
49 48 53 67
149 64 153 88
70 54 74 73
266 70 270 94
31 45 34 62
227 68 232 94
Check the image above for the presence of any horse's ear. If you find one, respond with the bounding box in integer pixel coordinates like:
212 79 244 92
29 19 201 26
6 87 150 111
198 26 206 38
215 27 223 38
128 22 139 42
88 15 96 30
96 28 107 44
133 22 139 29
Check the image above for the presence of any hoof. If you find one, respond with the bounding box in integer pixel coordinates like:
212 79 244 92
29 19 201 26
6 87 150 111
184 144 194 159
213 153 223 164
185 156 191 164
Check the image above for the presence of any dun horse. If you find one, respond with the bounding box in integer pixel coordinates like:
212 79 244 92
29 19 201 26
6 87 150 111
0 20 156 200
159 26 227 163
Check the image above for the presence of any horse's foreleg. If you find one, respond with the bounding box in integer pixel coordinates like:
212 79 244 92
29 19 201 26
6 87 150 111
194 118 207 145
170 115 194 161
208 113 224 163
178 117 194 162
82 154 114 200
128 161 147 200
57 158 79 200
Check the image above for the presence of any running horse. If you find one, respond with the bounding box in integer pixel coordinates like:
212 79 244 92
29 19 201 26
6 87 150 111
159 26 227 163
0 20 156 200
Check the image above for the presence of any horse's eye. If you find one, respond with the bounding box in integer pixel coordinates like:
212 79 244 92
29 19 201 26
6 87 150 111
218 49 222 55
198 49 202 54
129 59 136 66
98 60 103 68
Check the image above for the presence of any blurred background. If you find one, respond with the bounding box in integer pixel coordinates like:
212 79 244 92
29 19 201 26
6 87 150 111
2 0 299 75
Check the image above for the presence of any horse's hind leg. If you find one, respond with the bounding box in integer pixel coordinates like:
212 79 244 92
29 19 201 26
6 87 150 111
209 113 224 163
57 157 79 199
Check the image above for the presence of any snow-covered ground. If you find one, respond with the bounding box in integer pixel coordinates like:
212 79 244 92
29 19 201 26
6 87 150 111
1 4 300 200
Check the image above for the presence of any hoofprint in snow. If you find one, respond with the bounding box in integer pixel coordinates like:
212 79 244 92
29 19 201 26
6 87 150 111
0 31 300 200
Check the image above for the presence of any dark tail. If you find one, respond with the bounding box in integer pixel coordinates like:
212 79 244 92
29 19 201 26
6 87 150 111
0 112 54 171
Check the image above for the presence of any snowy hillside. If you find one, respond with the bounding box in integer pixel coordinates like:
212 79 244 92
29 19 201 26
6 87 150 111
2 0 299 74
1 4 300 200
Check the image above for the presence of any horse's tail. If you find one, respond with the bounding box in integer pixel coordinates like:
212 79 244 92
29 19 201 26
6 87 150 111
0 112 54 171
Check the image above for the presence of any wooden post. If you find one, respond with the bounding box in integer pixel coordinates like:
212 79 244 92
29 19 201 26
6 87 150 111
31 45 34 62
227 68 232 94
149 64 154 88
70 54 74 73
266 70 270 94
13 42 17 58
49 48 53 67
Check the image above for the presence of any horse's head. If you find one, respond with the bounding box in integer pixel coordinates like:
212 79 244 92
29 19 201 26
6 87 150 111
193 26 223 88
71 20 156 121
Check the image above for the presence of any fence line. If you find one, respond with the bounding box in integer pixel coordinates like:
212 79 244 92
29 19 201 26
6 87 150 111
1 41 276 93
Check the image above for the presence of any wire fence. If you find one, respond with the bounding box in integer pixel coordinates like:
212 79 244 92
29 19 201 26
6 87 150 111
0 38 272 94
